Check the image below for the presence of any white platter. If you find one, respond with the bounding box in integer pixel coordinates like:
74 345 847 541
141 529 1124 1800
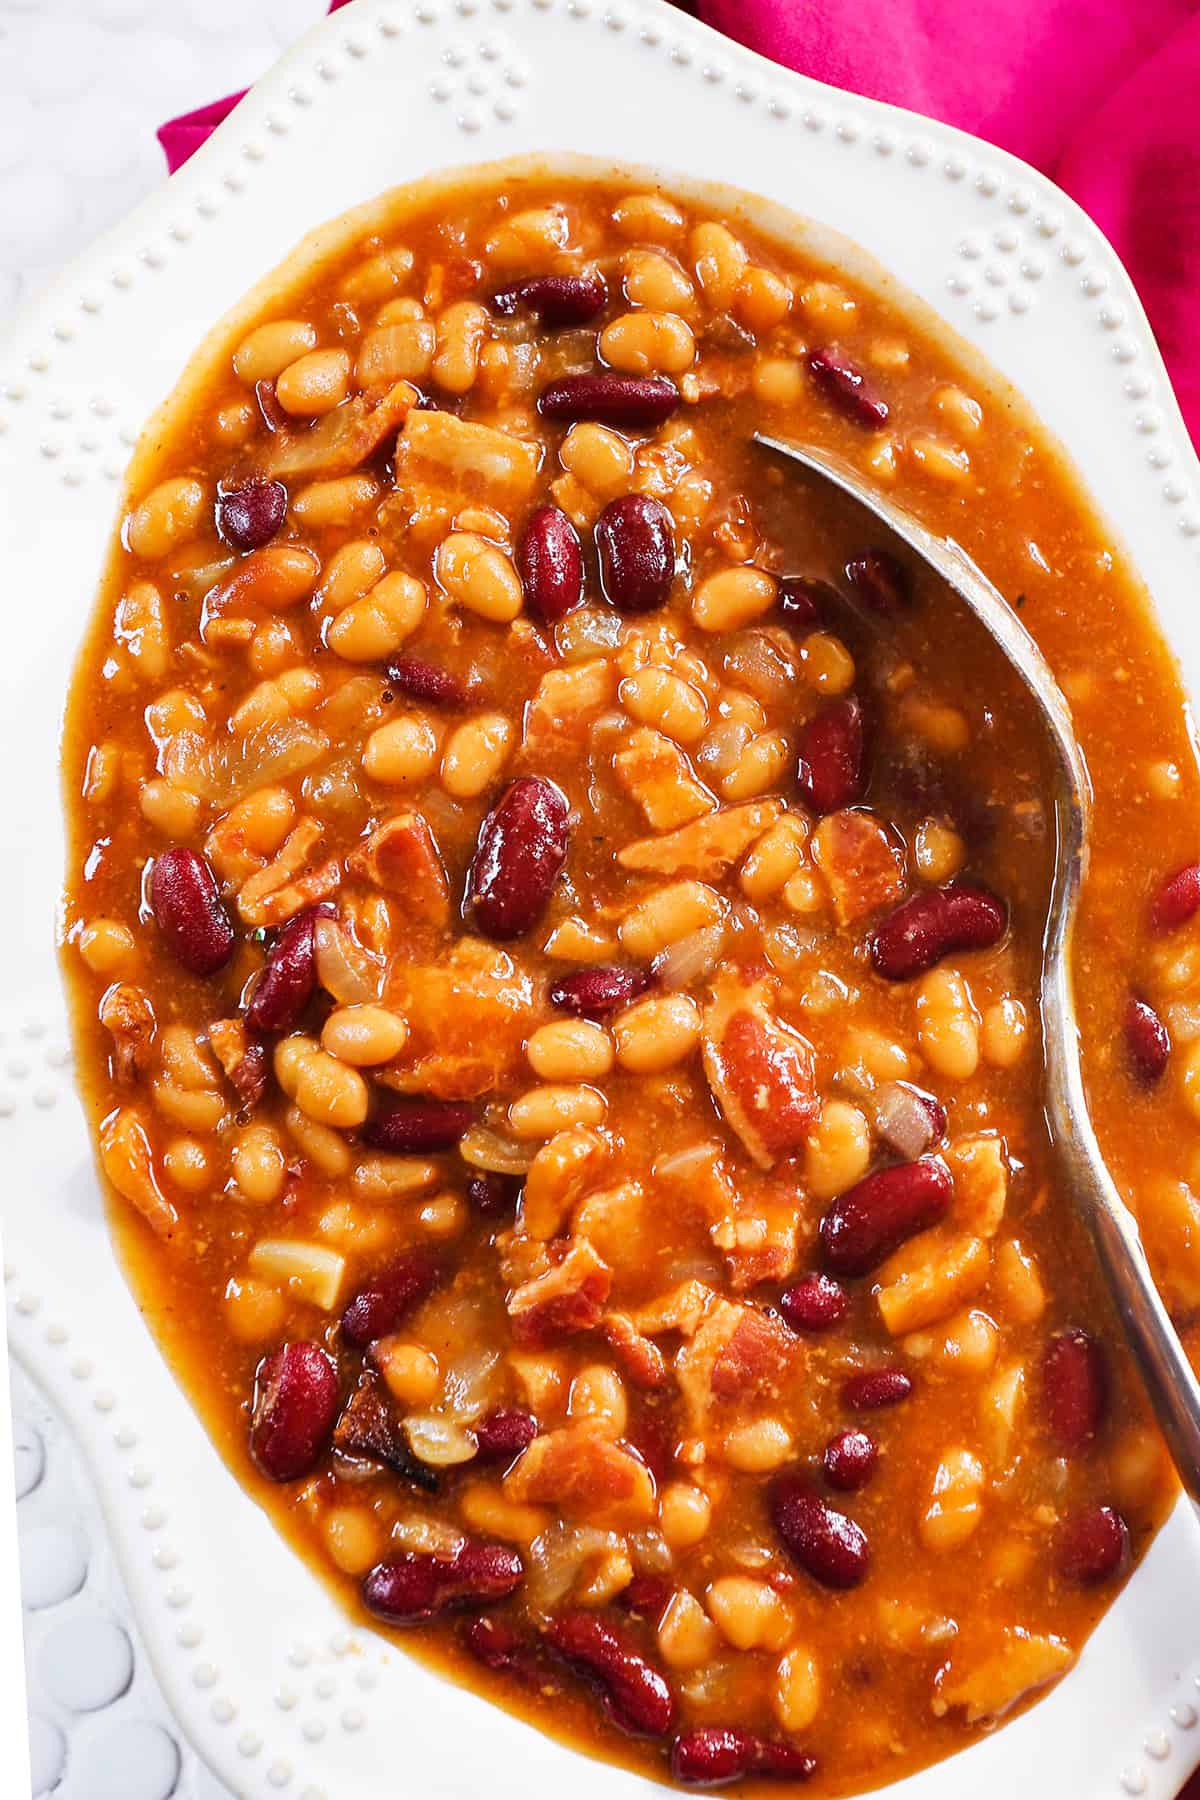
4 0 1200 1794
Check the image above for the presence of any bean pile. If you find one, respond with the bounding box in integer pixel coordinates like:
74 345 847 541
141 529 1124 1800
61 170 1196 1793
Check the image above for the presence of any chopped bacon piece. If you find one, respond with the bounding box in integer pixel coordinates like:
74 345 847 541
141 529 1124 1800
382 939 536 1100
676 1299 798 1432
615 728 715 832
253 862 344 928
263 380 419 481
811 809 906 925
573 1182 653 1278
100 1107 179 1242
618 800 784 880
946 1133 1009 1238
701 976 819 1168
507 1239 612 1346
238 821 337 928
524 660 616 756
503 1425 655 1527
208 1017 268 1111
395 409 541 508
630 1280 718 1340
710 1209 798 1292
600 1314 669 1389
348 812 450 926
99 983 156 1084
711 1307 797 1401
332 1373 438 1491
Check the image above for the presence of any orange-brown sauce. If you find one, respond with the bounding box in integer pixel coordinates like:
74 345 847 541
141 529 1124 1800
60 169 1198 1794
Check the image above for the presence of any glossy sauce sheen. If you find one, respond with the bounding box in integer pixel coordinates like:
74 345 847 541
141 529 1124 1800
60 172 1199 1795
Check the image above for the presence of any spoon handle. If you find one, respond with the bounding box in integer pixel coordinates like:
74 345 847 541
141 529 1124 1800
1087 1198 1200 1504
752 431 1200 1502
1045 983 1200 1504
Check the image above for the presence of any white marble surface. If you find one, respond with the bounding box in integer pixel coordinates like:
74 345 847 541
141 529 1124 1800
0 0 327 327
1 5 327 1791
14 1361 236 1799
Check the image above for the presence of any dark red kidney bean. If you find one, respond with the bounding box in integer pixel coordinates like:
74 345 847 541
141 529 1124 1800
216 477 288 552
249 1342 339 1482
385 655 471 709
474 1407 538 1462
845 548 909 613
1125 996 1170 1084
808 347 889 429
670 1729 818 1787
870 881 1008 981
548 964 653 1019
341 1249 440 1349
518 504 584 621
465 775 571 939
546 1611 675 1738
823 1428 878 1493
1149 861 1200 933
362 1096 473 1153
255 377 287 433
779 1272 848 1334
464 1615 521 1669
465 1171 520 1217
149 847 235 977
796 696 865 815
362 1541 524 1625
843 1368 913 1410
1058 1505 1129 1584
244 901 336 1033
617 1573 675 1620
778 575 839 629
770 1472 870 1589
538 373 679 429
820 1157 952 1277
462 1615 541 1680
492 270 608 328
1042 1329 1108 1453
595 494 675 614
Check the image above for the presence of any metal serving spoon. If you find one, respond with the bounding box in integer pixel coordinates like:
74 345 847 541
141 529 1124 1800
757 430 1200 1504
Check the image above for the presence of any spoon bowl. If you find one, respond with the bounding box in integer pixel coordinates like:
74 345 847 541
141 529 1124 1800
757 429 1200 1502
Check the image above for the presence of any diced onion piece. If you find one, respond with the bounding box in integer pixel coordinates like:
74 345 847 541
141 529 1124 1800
390 1513 466 1556
652 923 727 992
172 718 329 805
248 1238 346 1310
458 1124 535 1175
872 1081 937 1161
405 1415 478 1468
314 917 383 1005
441 1348 502 1425
525 1521 621 1612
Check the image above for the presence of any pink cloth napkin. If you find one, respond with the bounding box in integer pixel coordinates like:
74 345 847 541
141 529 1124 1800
159 0 1200 446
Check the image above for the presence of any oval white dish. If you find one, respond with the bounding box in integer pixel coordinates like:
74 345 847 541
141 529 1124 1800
4 1 1200 1796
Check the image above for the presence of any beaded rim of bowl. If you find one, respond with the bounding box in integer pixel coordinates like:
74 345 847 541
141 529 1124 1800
3 1 1200 1796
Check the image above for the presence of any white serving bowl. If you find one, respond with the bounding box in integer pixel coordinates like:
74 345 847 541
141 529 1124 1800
4 1 1200 1794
